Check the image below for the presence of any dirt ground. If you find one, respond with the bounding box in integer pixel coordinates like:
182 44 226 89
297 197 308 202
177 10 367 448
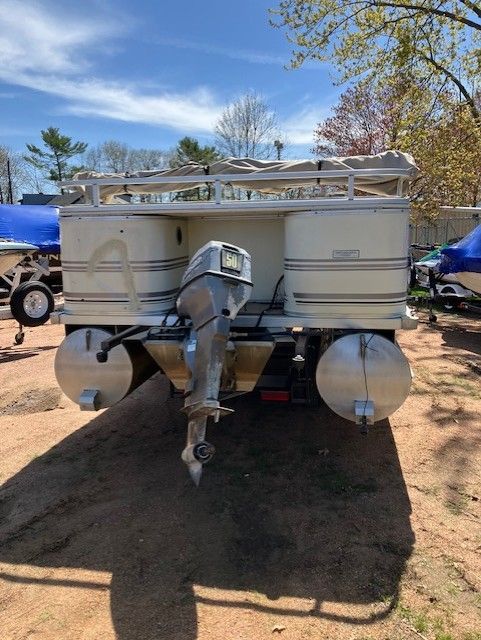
0 313 479 640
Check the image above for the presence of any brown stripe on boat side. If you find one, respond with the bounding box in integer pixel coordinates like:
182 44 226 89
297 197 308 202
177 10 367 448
285 265 408 271
62 256 188 265
285 256 407 263
294 291 407 300
62 260 189 272
293 300 407 305
64 288 179 301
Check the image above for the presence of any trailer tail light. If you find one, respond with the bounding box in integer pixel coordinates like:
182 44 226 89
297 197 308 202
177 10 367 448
260 390 290 402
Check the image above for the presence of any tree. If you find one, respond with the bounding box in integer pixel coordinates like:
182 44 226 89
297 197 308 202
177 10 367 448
271 1 481 120
169 137 221 201
84 142 168 173
130 148 169 171
312 80 481 216
169 137 220 168
25 127 88 184
0 147 28 203
407 99 481 215
312 79 434 156
215 93 282 159
313 83 391 157
99 140 130 173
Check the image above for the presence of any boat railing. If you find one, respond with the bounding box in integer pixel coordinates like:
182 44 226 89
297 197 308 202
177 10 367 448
59 167 413 208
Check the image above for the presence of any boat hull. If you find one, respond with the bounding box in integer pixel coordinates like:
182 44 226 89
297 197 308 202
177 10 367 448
0 243 37 276
456 271 481 295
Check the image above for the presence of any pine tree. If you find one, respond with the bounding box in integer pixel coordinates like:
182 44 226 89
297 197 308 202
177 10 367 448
25 127 88 184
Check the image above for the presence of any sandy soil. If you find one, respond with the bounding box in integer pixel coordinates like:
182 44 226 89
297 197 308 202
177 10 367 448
0 313 479 640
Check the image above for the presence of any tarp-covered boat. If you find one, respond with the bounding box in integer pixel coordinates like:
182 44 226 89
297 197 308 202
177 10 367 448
0 205 60 254
439 224 481 294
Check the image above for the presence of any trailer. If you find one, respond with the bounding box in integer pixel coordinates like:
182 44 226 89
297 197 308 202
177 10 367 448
52 151 418 483
0 205 60 342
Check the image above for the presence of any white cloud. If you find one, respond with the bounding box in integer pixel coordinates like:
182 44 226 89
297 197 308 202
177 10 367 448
0 1 334 143
0 1 116 74
153 37 287 66
0 1 223 133
282 106 330 146
8 72 222 133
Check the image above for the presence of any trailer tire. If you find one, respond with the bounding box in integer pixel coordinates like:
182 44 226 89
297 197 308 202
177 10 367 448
440 286 459 312
10 281 54 327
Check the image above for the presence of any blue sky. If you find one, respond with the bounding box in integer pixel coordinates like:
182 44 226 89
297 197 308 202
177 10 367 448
0 0 341 159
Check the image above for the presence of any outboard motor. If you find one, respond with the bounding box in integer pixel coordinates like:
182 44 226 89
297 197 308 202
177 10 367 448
177 241 252 484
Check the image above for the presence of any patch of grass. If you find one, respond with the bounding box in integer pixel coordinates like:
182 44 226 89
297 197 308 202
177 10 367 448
37 610 53 624
437 374 481 399
416 484 441 497
397 603 430 634
409 286 430 298
464 634 481 640
413 613 430 633
445 581 461 596
445 493 470 515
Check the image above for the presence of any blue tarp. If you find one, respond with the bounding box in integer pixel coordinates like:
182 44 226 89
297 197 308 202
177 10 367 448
0 205 60 254
439 224 481 275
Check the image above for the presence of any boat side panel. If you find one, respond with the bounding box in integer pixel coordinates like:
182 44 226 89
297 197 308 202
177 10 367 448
284 208 410 318
61 216 187 317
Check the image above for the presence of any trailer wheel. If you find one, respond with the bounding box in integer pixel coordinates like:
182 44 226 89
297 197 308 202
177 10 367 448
10 281 54 327
440 286 459 311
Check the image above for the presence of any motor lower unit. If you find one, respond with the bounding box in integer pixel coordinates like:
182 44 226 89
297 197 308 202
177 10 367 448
176 240 253 484
315 332 412 427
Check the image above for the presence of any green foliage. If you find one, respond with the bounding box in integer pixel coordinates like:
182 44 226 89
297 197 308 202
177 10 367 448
169 137 221 201
313 79 481 217
397 602 430 633
405 98 481 216
170 136 220 168
271 0 481 119
24 127 88 183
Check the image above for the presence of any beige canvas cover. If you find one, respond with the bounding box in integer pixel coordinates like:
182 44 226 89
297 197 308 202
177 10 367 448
71 150 418 202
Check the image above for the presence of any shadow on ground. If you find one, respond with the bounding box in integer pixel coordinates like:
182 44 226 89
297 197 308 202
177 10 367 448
0 377 414 639
431 320 481 357
0 344 57 364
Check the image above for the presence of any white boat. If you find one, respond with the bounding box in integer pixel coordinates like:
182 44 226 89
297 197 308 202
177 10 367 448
0 239 37 276
52 151 419 483
414 247 458 285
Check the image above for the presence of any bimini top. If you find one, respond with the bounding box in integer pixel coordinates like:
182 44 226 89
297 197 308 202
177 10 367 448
69 150 418 202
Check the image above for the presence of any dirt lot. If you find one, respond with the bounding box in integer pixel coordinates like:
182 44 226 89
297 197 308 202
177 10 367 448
0 313 479 640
